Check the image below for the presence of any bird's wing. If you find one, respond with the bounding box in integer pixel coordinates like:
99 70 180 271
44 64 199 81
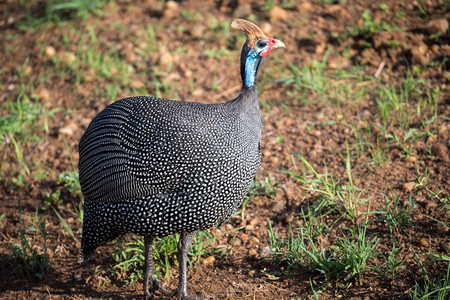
79 97 221 203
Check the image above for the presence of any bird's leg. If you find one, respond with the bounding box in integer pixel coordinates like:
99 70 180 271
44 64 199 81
144 236 172 299
174 231 197 300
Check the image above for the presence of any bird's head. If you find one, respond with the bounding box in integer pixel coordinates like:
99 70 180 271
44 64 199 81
231 19 285 88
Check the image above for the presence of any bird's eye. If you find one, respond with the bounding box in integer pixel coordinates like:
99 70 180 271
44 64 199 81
256 40 267 49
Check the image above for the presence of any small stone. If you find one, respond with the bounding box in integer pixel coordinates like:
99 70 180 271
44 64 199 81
260 246 272 257
407 156 417 163
130 80 145 89
425 18 449 34
24 65 33 76
426 201 438 210
248 270 256 276
297 2 312 12
245 224 254 231
438 124 448 139
411 47 427 65
36 88 51 102
416 43 428 55
328 56 351 69
261 22 272 35
431 142 449 161
163 1 179 18
402 182 415 192
249 236 260 245
248 248 258 256
58 51 76 64
190 25 205 39
201 255 215 266
284 214 294 223
159 51 174 66
240 233 249 241
271 201 286 214
192 88 204 97
45 46 56 58
419 238 429 247
435 224 449 235
249 218 259 226
234 3 252 18
83 68 96 82
74 273 82 280
315 43 326 54
59 121 77 137
269 6 288 21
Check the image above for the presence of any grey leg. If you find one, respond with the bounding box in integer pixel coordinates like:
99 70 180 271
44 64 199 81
144 236 172 299
175 231 197 300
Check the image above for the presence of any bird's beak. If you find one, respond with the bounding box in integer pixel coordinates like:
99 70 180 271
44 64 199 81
272 39 286 49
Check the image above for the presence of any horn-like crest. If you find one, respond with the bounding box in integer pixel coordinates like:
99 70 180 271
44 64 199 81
231 19 269 48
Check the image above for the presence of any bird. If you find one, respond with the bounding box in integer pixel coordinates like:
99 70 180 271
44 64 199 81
78 19 285 299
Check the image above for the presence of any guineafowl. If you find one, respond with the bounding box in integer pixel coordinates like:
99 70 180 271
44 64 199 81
78 19 285 299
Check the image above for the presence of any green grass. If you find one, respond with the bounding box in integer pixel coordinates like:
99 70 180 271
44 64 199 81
4 202 49 279
268 210 379 284
345 10 405 40
106 231 222 285
239 176 279 220
410 253 450 300
283 152 364 221
17 0 111 28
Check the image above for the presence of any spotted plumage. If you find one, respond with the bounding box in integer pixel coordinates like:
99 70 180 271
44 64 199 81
79 19 285 299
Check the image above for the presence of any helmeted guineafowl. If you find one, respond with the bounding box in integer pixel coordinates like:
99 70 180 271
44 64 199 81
78 19 285 299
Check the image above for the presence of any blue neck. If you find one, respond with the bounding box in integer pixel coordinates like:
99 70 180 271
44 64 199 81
244 51 259 87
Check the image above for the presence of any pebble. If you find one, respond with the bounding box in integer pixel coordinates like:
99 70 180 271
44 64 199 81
425 18 449 34
245 224 254 231
411 47 428 65
437 124 448 139
271 201 286 214
45 46 56 58
59 121 78 136
130 80 145 89
327 56 351 69
159 51 176 66
83 68 96 82
201 255 215 266
269 6 288 21
240 233 249 241
248 270 256 276
419 238 429 247
163 1 179 18
234 3 252 18
297 2 312 12
58 51 76 64
190 25 205 39
260 246 272 257
431 142 449 161
248 248 258 256
261 22 272 35
402 182 415 192
407 156 417 163
435 224 448 235
36 88 51 102
24 65 33 76
249 236 260 245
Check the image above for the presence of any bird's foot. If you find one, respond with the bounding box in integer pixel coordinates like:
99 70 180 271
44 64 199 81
145 278 172 299
171 290 213 300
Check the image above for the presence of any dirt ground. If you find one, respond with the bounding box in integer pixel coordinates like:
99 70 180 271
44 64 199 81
0 0 449 299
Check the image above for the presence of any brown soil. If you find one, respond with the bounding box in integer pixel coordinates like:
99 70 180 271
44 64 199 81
0 0 449 299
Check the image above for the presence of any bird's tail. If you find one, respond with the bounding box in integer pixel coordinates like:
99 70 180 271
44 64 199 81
79 201 120 263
